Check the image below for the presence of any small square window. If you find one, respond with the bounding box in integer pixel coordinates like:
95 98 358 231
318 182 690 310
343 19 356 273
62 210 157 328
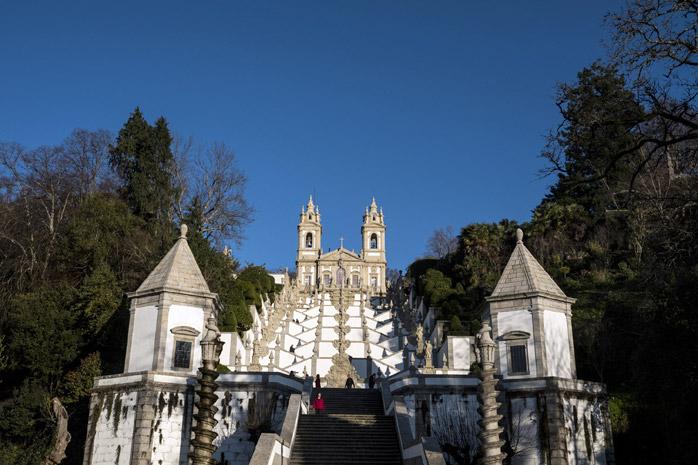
509 344 528 374
174 340 192 369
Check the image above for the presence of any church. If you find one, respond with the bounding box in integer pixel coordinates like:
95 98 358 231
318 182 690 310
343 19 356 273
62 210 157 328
80 199 614 465
296 196 387 293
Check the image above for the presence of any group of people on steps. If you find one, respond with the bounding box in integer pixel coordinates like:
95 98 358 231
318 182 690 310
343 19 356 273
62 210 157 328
311 373 378 413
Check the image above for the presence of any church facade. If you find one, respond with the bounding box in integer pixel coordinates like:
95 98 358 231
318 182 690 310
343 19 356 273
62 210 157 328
296 196 387 293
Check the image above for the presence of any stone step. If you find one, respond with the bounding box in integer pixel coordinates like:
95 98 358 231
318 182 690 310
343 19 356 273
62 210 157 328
290 388 400 465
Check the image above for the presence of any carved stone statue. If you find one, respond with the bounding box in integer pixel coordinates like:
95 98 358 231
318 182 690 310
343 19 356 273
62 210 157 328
416 325 424 354
42 398 71 465
425 340 433 368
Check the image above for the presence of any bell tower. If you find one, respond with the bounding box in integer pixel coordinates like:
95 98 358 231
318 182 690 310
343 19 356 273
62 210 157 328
361 197 387 293
296 196 322 288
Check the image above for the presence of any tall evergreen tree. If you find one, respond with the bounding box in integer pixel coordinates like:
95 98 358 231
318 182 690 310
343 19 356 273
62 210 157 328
109 108 177 245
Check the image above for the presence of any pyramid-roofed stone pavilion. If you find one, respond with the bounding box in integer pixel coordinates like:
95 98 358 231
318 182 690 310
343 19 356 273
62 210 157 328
135 224 211 296
490 228 567 300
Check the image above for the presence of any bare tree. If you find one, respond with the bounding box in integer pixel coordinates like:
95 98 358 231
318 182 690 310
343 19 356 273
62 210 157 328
426 226 458 259
172 137 253 245
0 142 77 289
603 0 698 194
63 129 115 196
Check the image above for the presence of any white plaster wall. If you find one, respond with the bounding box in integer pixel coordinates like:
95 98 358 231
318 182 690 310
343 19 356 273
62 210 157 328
449 336 471 371
496 310 537 378
220 332 234 366
318 342 338 357
564 396 608 465
316 357 333 376
127 305 157 372
348 328 363 341
508 397 542 465
430 393 479 465
294 342 314 358
164 304 205 374
346 343 365 358
89 391 138 465
544 311 572 378
378 336 399 352
347 306 362 317
150 390 189 465
404 394 417 439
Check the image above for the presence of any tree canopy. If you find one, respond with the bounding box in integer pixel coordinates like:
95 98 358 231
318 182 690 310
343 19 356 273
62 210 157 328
0 108 259 465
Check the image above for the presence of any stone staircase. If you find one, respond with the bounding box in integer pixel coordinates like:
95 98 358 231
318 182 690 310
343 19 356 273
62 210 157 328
290 388 402 465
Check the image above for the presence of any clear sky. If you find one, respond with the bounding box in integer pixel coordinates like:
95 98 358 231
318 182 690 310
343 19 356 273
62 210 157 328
0 0 620 271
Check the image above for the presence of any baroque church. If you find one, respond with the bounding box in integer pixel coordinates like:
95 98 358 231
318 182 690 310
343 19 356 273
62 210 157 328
296 196 387 293
81 198 614 465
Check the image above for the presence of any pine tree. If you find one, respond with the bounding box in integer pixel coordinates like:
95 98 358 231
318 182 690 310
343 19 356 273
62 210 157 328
109 108 177 244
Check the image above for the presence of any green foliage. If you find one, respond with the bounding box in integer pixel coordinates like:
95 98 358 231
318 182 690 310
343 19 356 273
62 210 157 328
216 363 231 373
408 61 698 464
56 193 157 298
0 335 8 372
544 63 646 217
234 295 253 332
421 269 453 307
0 380 53 444
109 107 177 245
60 352 102 405
0 111 252 464
608 393 636 435
6 286 81 384
76 264 122 335
448 315 466 336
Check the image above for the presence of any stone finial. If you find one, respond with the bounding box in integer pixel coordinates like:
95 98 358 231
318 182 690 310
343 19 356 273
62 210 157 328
180 223 188 239
516 228 524 244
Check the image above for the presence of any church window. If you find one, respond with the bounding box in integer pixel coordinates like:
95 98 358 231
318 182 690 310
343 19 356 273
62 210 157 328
305 232 313 248
304 275 311 285
508 344 528 374
370 233 378 249
324 273 331 286
352 274 359 287
173 340 193 369
370 276 378 288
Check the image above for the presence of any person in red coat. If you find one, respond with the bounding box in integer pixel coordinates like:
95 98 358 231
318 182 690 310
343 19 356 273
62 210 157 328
312 392 325 414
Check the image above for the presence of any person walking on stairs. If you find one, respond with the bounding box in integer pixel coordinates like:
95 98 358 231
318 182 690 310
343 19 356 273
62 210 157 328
368 373 376 389
312 392 325 414
344 376 355 389
315 374 321 389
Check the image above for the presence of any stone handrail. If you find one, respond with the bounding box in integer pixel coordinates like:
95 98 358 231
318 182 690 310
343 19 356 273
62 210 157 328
249 393 306 465
380 381 446 465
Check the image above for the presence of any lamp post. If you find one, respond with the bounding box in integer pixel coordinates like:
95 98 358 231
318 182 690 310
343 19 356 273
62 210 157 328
190 316 225 465
476 320 505 465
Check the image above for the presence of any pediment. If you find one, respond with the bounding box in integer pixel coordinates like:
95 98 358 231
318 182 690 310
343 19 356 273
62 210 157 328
319 247 361 261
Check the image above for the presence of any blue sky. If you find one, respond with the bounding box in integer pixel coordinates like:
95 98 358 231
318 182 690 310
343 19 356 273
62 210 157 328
0 1 619 270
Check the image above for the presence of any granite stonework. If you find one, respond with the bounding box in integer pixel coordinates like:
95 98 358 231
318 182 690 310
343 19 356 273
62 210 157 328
394 230 614 465
83 372 301 465
84 213 614 465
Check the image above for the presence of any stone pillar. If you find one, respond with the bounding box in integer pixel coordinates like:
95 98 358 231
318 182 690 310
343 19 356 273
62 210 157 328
543 389 569 465
476 321 505 465
129 388 158 465
189 317 224 465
